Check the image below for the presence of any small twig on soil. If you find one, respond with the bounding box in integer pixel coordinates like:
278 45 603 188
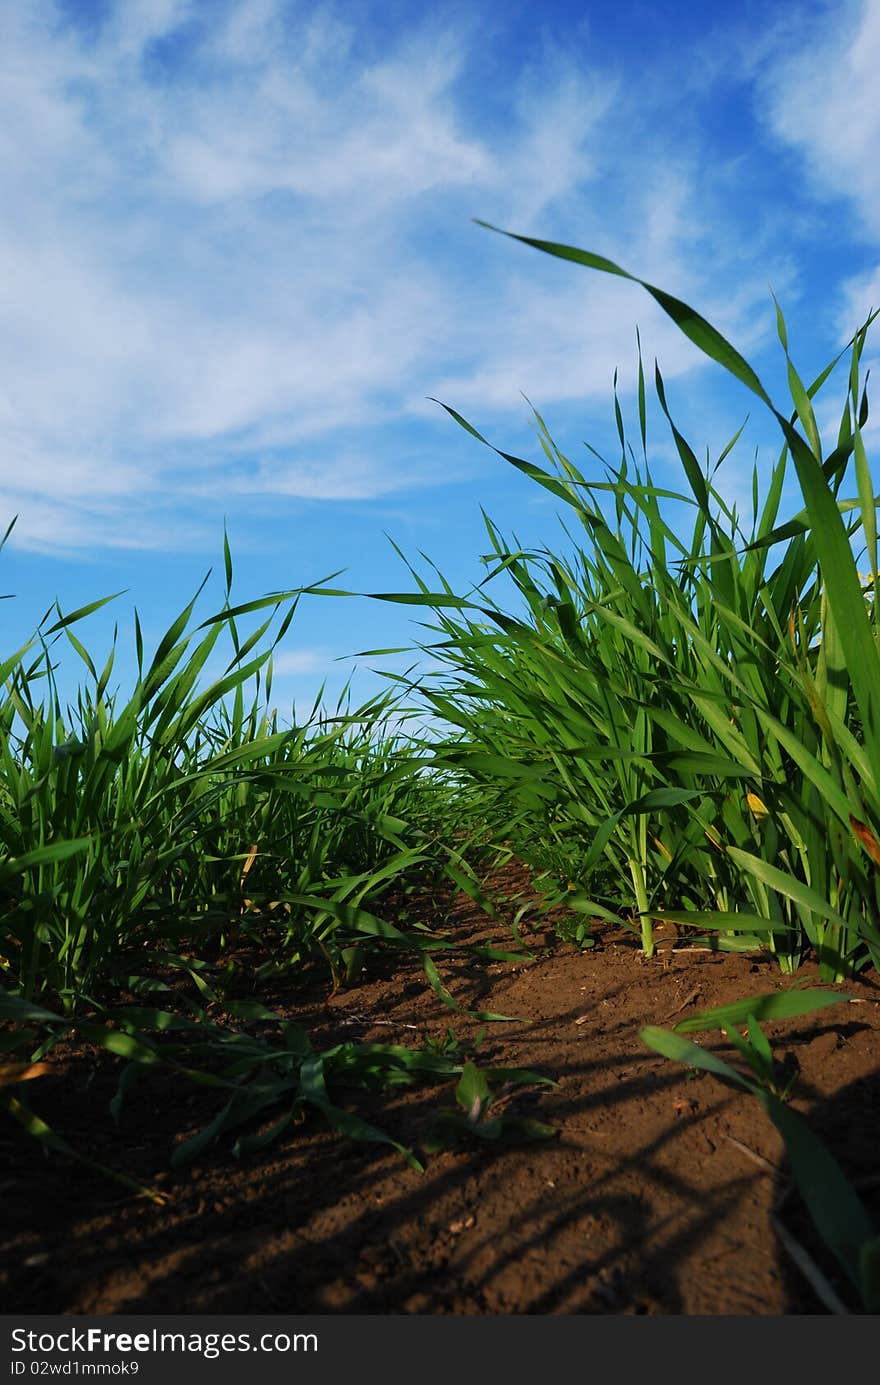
660 986 701 1022
720 1133 777 1174
336 1014 420 1030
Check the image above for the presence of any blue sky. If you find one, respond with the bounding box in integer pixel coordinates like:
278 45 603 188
2 0 879 722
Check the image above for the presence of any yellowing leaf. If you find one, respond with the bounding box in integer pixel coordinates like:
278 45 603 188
240 842 259 882
0 1061 50 1088
850 815 880 866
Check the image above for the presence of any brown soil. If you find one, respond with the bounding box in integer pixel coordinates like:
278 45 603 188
2 864 879 1316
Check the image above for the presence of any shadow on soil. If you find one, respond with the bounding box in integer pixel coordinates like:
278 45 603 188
4 867 879 1315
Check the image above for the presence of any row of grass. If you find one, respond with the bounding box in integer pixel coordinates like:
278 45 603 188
378 228 880 984
0 538 531 1180
0 543 469 1006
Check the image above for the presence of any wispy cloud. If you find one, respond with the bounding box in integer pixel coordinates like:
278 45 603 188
271 646 337 677
757 0 880 239
752 0 880 448
0 0 845 555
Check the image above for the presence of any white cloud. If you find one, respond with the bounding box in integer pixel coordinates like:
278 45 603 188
837 267 880 342
222 452 439 502
754 0 880 380
104 0 196 57
758 0 880 236
271 646 337 676
0 0 810 553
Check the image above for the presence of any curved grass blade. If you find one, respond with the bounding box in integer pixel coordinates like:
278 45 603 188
671 988 851 1034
